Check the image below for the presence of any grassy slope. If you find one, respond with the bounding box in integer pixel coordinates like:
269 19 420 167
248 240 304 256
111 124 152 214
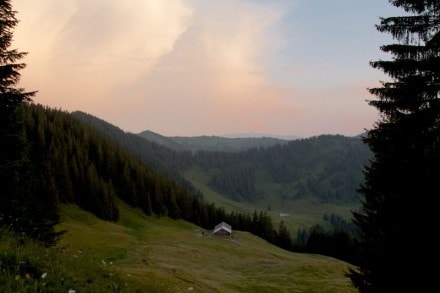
56 201 357 292
184 167 359 235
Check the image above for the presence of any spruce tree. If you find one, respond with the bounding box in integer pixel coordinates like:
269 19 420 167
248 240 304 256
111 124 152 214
276 220 293 251
0 1 57 241
0 0 34 107
350 1 440 291
1 1 34 211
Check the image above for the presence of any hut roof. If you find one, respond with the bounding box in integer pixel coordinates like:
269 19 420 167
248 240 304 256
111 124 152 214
213 222 232 234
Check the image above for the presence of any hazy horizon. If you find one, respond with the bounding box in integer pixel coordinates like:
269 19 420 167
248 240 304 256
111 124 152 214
138 126 360 139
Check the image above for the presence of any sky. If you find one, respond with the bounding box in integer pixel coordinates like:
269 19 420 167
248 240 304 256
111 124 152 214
13 0 401 138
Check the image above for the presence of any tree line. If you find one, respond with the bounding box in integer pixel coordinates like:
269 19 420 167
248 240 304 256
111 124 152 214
295 214 360 264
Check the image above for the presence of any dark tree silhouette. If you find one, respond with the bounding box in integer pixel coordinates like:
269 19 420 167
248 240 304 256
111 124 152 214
276 220 293 251
350 1 440 291
0 0 51 241
0 0 32 192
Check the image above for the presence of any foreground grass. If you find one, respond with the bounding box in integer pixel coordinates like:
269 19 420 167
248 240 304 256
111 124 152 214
0 229 146 292
1 202 357 292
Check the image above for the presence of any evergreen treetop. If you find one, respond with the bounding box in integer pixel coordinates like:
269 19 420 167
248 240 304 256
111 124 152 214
351 0 439 291
0 0 34 106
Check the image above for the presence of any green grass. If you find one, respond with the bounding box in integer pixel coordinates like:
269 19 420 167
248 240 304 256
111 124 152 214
184 166 359 235
0 227 145 292
1 201 357 292
63 201 356 292
185 166 256 214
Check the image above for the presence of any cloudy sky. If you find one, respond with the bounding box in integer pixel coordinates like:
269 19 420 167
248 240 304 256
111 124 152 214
13 0 400 137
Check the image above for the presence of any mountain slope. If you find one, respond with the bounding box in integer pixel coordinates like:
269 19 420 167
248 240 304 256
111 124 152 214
21 105 296 252
183 135 370 232
188 135 370 203
72 111 370 238
71 111 191 183
1 202 356 292
137 130 186 151
57 201 356 292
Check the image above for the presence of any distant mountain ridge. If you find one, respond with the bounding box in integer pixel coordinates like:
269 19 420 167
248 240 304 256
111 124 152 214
138 130 186 151
138 130 290 152
222 132 301 140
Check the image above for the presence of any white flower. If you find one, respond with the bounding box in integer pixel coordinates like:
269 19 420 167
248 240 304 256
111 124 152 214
68 289 76 293
41 272 47 279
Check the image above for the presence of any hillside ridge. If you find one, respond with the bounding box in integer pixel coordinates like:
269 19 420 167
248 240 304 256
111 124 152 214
138 129 290 152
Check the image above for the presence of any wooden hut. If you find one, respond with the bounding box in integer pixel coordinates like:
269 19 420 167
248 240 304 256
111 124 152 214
213 222 232 237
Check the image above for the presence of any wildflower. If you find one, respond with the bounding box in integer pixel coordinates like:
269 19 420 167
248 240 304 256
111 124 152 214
25 273 31 280
15 275 20 281
68 289 76 293
41 272 47 279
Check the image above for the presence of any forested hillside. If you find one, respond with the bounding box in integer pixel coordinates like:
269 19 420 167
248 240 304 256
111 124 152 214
71 111 194 189
76 112 371 206
11 104 290 249
190 135 371 204
71 112 368 263
22 104 188 221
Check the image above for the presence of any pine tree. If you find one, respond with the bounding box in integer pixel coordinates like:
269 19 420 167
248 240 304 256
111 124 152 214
0 0 35 112
350 1 440 291
276 220 293 251
0 0 35 228
0 1 62 245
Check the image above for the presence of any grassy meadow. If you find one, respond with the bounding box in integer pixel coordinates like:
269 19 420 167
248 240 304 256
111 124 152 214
0 200 357 292
184 166 359 235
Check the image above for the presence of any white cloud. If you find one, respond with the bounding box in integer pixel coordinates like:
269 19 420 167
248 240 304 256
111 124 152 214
14 0 193 109
123 0 300 135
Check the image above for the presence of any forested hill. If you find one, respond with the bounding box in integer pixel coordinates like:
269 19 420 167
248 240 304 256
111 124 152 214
20 104 288 249
22 104 195 222
71 111 194 191
138 130 289 152
75 111 371 206
188 135 371 204
47 109 369 259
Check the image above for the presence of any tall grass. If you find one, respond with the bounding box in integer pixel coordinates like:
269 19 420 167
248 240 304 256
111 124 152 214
0 228 147 292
